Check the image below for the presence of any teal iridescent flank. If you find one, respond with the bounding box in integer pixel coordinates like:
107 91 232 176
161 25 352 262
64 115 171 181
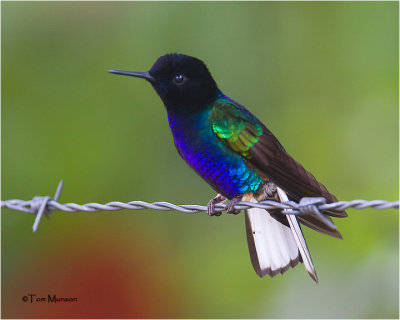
167 93 264 199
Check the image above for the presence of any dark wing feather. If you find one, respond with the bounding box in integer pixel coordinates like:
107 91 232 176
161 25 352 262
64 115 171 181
249 129 347 218
211 98 347 233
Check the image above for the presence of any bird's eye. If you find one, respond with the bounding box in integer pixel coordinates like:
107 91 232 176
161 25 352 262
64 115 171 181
173 74 186 85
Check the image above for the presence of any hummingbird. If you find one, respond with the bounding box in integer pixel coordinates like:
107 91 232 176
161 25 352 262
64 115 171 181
109 53 347 283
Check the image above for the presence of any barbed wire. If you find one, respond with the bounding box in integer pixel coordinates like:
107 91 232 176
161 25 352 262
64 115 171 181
1 180 398 232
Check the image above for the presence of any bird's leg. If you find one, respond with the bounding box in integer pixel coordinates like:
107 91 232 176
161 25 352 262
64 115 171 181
227 192 253 215
207 194 227 216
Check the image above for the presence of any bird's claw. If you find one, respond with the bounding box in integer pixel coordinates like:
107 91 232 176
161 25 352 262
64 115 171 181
226 196 241 215
207 194 227 216
207 194 242 215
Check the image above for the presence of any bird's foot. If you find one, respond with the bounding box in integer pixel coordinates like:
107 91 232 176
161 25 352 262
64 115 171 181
226 196 242 215
207 194 227 216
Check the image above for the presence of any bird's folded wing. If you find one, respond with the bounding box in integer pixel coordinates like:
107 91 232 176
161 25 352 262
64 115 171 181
251 135 346 217
211 98 347 219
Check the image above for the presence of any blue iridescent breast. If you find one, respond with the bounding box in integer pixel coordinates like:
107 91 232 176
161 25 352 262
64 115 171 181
167 109 264 199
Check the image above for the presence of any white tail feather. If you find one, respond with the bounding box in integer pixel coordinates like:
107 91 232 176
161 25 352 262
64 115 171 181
245 189 318 283
277 187 318 283
245 198 300 278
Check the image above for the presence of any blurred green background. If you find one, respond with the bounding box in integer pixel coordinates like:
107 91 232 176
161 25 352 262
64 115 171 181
2 2 398 319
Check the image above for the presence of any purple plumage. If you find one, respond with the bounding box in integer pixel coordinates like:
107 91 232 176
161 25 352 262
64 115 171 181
167 108 263 199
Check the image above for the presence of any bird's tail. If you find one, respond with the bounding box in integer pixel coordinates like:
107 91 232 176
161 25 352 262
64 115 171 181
245 187 318 283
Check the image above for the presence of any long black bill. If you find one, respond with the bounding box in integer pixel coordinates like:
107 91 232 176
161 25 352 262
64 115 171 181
108 70 155 83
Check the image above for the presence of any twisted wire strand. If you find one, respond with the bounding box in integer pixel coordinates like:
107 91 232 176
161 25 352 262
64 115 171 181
1 198 399 214
1 180 398 232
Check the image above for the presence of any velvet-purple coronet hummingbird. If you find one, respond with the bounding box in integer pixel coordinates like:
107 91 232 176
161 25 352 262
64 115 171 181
109 53 347 283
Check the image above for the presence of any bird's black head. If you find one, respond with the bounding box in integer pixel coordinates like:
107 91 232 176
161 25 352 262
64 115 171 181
109 53 219 114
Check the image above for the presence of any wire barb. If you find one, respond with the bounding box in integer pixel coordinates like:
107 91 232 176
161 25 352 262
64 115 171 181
31 180 64 232
1 180 398 232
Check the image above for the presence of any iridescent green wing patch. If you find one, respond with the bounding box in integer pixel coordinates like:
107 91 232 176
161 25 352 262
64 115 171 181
211 99 263 158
